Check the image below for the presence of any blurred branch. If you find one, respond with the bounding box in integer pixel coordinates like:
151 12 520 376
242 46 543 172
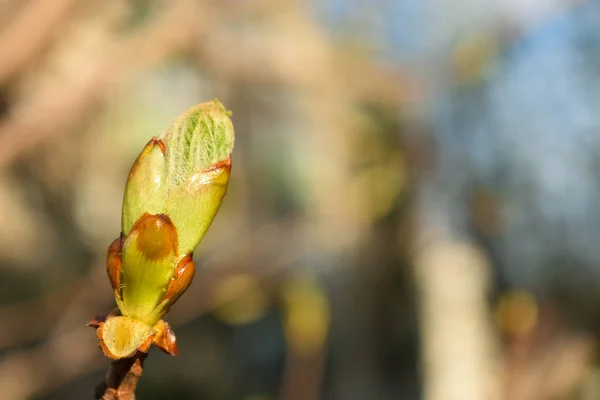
0 0 195 168
0 0 406 169
188 2 410 106
0 0 79 86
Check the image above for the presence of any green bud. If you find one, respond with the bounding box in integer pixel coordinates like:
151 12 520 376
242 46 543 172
122 99 234 254
94 100 234 359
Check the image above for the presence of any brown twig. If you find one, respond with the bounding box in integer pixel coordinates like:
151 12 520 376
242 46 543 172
95 353 148 400
0 0 195 168
0 0 80 86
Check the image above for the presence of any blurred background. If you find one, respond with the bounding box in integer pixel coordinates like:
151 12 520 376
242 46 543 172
2 0 600 399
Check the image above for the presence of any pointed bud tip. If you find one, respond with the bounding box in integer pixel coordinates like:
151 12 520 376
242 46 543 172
195 99 231 116
159 99 234 176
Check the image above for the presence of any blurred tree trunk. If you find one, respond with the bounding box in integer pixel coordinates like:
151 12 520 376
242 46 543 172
408 145 501 400
413 236 501 400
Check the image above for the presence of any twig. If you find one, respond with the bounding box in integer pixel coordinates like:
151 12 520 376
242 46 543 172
95 353 148 400
0 0 195 168
0 0 79 86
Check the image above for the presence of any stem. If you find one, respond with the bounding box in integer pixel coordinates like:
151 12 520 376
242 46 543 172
95 353 148 400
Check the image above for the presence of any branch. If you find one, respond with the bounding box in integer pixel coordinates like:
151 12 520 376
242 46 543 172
0 0 196 168
0 0 79 86
95 353 148 400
